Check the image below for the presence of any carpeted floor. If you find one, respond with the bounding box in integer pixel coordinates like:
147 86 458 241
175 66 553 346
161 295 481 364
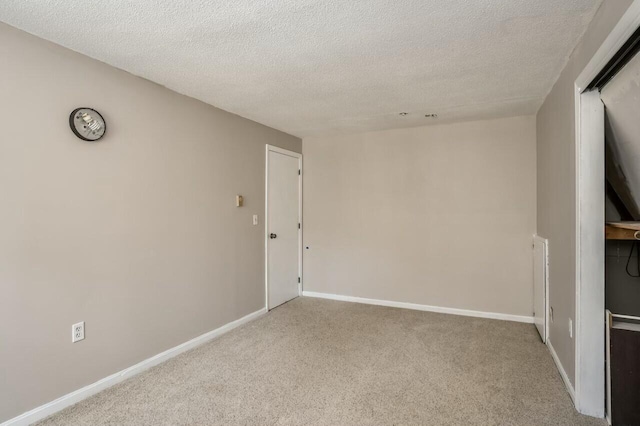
37 297 605 426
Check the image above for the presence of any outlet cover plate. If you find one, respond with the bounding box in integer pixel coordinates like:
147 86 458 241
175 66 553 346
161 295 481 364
72 321 85 343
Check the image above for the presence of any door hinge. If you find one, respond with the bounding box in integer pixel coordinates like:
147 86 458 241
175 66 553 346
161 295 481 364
298 277 301 283
298 223 301 229
298 169 301 175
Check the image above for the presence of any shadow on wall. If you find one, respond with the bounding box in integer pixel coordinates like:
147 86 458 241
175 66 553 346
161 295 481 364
602 49 640 317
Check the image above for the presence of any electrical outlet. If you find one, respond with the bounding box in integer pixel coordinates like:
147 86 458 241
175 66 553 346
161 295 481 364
569 318 573 338
253 214 258 225
72 322 85 343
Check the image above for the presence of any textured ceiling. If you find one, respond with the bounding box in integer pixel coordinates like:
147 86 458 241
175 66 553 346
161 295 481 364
0 0 602 137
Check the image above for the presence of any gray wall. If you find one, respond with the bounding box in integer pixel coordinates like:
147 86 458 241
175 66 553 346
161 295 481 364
303 116 536 317
601 52 640 317
535 1 632 387
606 240 640 317
0 23 301 422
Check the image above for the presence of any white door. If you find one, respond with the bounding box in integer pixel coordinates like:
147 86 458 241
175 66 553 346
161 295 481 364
266 146 301 310
533 235 549 343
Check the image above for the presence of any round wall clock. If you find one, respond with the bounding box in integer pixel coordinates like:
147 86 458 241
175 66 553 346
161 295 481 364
69 108 106 141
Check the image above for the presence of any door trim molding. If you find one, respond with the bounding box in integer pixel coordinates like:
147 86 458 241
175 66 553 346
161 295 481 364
573 2 640 417
533 234 549 343
265 145 303 311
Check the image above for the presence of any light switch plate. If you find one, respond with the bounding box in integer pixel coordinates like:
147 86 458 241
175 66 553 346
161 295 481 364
569 318 573 338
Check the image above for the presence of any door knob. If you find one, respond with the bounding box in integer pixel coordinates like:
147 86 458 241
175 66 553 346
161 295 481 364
270 233 277 239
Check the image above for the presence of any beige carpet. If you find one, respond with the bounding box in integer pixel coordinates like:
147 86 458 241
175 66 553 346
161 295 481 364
37 297 605 426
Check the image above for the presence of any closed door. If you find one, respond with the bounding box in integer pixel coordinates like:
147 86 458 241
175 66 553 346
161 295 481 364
533 236 548 343
266 146 301 310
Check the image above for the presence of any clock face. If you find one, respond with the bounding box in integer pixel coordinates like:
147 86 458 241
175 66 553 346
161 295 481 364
69 108 106 141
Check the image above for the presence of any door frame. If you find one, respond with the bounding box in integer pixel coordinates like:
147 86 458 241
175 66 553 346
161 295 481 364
533 234 549 344
264 144 303 311
574 1 640 417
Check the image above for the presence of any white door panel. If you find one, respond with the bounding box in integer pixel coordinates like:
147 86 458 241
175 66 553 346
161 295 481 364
267 148 300 310
533 235 549 343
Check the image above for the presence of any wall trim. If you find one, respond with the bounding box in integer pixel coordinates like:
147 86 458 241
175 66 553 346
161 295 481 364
1 308 267 426
548 339 576 403
302 291 534 324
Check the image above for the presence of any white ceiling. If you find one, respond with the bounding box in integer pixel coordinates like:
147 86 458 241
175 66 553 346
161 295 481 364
0 0 602 138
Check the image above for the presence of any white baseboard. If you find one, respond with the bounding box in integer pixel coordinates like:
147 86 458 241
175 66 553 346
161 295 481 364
302 291 534 324
547 339 576 403
2 308 267 426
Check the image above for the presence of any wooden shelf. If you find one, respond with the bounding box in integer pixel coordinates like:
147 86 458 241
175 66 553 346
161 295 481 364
606 222 640 240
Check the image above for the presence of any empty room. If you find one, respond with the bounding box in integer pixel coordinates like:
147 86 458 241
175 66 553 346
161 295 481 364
2 1 640 425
